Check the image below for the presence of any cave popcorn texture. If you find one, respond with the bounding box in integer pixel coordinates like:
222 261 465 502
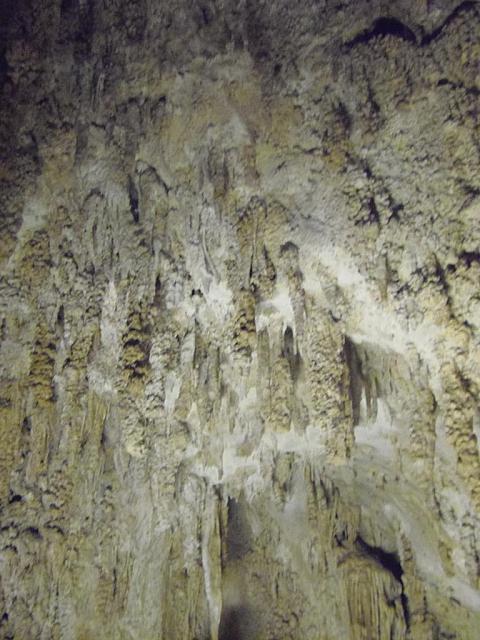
1 0 480 638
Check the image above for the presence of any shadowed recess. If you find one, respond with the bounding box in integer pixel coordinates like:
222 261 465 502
345 16 417 47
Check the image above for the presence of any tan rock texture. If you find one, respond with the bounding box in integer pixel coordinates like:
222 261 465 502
1 1 480 638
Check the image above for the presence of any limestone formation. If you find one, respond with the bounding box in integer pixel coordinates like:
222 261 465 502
0 1 479 638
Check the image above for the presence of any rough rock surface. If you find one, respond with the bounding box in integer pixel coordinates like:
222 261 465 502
1 1 480 638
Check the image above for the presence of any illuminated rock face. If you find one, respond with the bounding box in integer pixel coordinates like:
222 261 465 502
1 1 480 638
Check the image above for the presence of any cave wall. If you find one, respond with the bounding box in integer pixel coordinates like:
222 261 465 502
0 1 480 638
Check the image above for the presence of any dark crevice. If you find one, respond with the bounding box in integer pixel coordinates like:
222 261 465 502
366 81 381 116
154 276 163 307
136 161 170 194
345 17 417 48
56 305 65 331
343 337 363 425
459 251 480 268
219 605 253 640
434 257 450 298
25 526 42 540
367 197 380 225
200 5 212 26
433 623 457 639
124 337 147 349
283 326 294 361
63 0 95 59
0 0 14 90
0 47 11 90
356 536 411 630
387 202 404 223
458 181 480 203
225 497 252 561
245 2 271 62
436 77 480 96
355 536 403 581
45 523 65 536
60 0 75 15
280 241 299 256
3 544 17 554
127 175 140 223
345 3 479 52
421 1 478 45
433 256 460 324
401 592 411 631
283 326 301 381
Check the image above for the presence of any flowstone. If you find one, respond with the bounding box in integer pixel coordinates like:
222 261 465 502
0 1 479 638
